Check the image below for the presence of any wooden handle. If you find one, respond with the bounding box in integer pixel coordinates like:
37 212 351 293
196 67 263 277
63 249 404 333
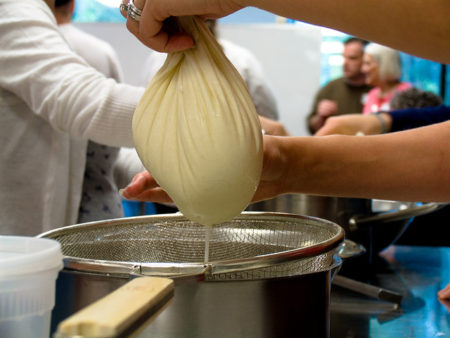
56 277 174 337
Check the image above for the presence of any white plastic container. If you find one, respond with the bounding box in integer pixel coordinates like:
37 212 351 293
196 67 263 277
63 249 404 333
0 236 62 338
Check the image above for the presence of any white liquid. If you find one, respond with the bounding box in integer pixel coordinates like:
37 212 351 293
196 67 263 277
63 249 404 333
204 226 211 264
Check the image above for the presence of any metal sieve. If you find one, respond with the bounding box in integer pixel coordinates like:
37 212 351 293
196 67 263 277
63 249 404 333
39 212 344 281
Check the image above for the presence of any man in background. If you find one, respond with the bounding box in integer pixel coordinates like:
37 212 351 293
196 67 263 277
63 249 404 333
307 37 372 134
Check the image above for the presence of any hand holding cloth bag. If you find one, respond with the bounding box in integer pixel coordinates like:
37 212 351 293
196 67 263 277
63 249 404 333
133 16 263 226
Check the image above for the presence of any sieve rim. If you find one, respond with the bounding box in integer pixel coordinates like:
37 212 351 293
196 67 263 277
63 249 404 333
38 212 344 279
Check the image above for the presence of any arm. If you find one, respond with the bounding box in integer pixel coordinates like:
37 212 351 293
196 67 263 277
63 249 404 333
315 113 389 136
259 116 290 136
114 148 145 189
122 122 450 203
246 0 449 63
307 85 337 134
307 92 323 134
255 122 450 202
316 105 450 136
127 0 450 63
0 1 143 148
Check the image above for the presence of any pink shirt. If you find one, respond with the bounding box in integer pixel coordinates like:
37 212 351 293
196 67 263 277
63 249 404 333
362 82 412 114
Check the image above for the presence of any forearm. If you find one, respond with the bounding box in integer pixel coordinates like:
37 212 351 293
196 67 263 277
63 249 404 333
278 122 450 201
0 1 143 147
244 0 449 63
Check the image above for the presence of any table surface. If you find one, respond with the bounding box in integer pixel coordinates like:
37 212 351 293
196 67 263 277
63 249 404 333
330 245 450 338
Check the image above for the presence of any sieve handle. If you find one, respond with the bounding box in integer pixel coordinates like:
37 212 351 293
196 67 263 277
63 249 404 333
54 277 174 338
333 275 402 306
348 202 443 228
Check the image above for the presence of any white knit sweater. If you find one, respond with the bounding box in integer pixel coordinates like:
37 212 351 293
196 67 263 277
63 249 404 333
0 0 144 235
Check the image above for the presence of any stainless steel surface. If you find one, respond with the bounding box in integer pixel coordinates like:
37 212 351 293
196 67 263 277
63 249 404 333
53 257 342 338
337 239 366 259
335 240 402 306
349 200 441 225
40 212 343 280
331 245 450 337
248 195 441 256
43 212 345 338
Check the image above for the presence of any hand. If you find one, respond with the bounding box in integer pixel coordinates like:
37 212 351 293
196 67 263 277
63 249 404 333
252 135 289 202
121 171 172 203
317 100 338 118
438 283 450 300
315 114 386 136
121 136 288 204
121 0 245 52
259 116 290 136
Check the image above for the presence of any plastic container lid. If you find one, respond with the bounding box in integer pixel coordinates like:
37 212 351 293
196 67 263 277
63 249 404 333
0 236 63 280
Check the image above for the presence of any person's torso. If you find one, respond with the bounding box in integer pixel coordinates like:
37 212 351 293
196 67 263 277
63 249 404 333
363 82 412 114
321 77 371 115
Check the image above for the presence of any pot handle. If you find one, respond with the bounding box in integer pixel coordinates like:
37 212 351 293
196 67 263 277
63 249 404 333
54 277 174 338
348 202 444 230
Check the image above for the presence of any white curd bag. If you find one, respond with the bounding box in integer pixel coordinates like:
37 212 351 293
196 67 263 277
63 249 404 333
133 16 263 226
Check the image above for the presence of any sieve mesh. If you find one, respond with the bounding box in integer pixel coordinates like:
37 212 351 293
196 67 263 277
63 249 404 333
40 212 343 281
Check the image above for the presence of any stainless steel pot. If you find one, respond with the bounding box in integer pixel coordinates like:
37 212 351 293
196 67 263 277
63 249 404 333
247 195 441 261
40 212 344 338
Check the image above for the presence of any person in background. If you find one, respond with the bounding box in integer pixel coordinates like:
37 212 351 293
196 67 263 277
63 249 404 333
54 0 142 223
141 19 279 121
0 0 286 237
362 43 411 114
389 87 444 111
0 0 147 236
119 0 450 300
307 37 371 134
315 88 445 136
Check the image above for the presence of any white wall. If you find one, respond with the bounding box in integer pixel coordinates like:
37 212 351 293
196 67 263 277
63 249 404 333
75 22 322 136
218 23 322 136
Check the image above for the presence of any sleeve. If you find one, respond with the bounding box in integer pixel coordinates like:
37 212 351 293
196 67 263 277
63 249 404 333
238 55 279 120
105 44 125 83
0 1 144 148
389 105 450 132
113 147 145 189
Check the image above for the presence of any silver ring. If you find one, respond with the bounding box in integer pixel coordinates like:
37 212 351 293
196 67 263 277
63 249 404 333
127 1 142 22
119 3 128 12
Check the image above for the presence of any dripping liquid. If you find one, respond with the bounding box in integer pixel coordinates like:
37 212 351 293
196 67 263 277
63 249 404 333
204 226 211 264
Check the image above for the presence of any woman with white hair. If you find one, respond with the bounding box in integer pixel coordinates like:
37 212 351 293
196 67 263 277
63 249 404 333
362 43 411 114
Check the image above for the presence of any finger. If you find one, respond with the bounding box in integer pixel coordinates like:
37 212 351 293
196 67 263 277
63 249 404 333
125 0 145 39
120 0 128 18
139 5 194 52
123 1 193 52
438 284 450 299
121 172 158 197
129 171 151 185
133 188 173 203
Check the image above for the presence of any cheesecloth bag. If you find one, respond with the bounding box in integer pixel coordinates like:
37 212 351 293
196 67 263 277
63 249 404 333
133 16 263 226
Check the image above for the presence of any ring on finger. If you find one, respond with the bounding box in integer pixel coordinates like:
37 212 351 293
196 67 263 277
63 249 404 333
119 3 128 12
127 0 142 22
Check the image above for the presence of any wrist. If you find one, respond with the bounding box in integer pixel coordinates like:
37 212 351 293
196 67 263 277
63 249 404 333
374 111 392 133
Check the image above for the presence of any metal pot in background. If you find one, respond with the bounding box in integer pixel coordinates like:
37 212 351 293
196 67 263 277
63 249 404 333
247 195 441 264
40 212 344 338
